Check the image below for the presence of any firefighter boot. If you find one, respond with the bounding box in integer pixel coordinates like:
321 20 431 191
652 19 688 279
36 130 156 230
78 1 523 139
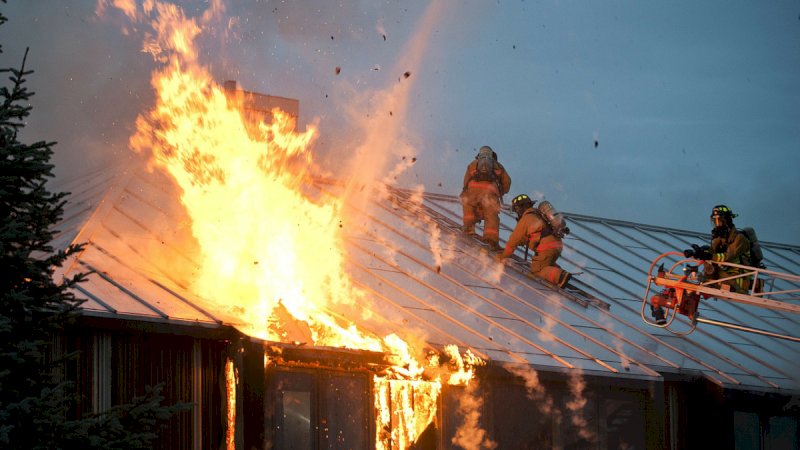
557 271 572 289
483 238 501 253
650 290 674 325
650 305 667 325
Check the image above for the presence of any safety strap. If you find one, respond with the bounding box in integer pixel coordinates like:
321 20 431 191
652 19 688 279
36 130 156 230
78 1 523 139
466 179 501 194
535 240 563 252
528 209 555 237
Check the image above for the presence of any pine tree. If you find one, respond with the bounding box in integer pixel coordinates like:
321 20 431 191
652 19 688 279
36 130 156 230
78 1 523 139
0 6 188 448
0 17 86 450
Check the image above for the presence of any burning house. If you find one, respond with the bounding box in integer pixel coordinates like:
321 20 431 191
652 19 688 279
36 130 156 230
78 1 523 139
48 79 800 449
42 3 799 449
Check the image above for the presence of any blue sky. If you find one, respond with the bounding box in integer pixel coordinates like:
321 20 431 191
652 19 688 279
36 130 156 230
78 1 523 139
2 1 799 245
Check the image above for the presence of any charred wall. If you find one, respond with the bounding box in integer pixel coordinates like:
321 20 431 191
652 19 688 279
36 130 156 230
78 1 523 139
663 376 800 450
54 320 798 449
59 318 235 450
259 352 662 450
442 367 660 450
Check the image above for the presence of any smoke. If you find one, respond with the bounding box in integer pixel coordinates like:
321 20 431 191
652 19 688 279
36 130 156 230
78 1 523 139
566 370 597 444
598 313 632 372
0 2 150 187
435 346 495 449
336 1 447 212
505 363 597 444
539 307 559 343
19 0 453 224
399 186 454 273
504 363 553 415
451 380 497 450
427 218 446 271
91 0 446 209
483 254 506 284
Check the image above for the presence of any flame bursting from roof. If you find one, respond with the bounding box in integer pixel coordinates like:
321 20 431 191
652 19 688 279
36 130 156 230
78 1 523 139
109 0 489 445
127 1 383 351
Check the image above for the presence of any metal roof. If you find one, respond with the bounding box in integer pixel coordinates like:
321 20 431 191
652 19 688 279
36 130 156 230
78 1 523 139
53 165 800 394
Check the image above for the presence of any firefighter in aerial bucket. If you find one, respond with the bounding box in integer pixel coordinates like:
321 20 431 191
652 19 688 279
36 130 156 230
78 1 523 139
651 204 755 325
684 204 753 292
460 145 512 251
496 194 572 289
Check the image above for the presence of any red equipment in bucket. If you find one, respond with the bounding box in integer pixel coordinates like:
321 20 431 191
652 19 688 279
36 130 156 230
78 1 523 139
641 252 800 341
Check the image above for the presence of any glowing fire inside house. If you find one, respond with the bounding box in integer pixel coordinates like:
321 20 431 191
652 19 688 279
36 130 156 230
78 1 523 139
109 0 488 447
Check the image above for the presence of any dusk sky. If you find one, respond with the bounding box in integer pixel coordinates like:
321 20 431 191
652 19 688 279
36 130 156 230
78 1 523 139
2 1 798 245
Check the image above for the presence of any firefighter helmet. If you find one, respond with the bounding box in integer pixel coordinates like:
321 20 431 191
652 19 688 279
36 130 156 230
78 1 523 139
710 204 736 229
477 146 493 159
511 194 535 219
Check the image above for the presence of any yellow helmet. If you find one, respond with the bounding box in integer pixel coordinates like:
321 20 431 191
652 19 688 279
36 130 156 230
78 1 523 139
711 204 736 228
511 194 535 219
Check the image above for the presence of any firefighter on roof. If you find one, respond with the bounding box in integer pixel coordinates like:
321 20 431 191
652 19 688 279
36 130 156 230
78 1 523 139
685 204 751 292
460 145 512 251
497 194 572 288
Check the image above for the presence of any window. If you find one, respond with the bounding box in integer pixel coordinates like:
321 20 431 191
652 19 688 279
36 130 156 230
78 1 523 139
734 411 760 450
273 371 315 450
269 369 370 450
320 373 369 449
488 381 648 449
765 416 797 450
283 390 313 449
486 382 554 449
734 411 799 450
601 396 644 450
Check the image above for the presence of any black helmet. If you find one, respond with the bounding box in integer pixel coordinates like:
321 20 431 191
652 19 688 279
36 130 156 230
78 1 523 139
710 204 736 229
511 194 535 219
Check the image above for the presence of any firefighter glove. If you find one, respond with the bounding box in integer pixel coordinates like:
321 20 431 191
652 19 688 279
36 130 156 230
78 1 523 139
690 244 711 260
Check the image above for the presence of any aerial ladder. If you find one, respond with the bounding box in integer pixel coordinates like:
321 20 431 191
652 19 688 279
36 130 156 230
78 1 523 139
641 252 800 342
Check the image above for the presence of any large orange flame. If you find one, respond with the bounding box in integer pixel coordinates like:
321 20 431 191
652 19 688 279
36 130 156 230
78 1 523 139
107 0 491 446
128 6 388 350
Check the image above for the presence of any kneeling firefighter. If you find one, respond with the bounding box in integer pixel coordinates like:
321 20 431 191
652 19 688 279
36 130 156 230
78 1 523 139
497 194 572 288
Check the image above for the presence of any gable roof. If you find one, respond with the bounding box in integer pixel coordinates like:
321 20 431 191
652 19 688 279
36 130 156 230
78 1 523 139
53 164 800 394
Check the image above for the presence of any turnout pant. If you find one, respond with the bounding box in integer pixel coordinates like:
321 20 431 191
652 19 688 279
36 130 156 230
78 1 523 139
460 188 501 246
529 237 568 286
